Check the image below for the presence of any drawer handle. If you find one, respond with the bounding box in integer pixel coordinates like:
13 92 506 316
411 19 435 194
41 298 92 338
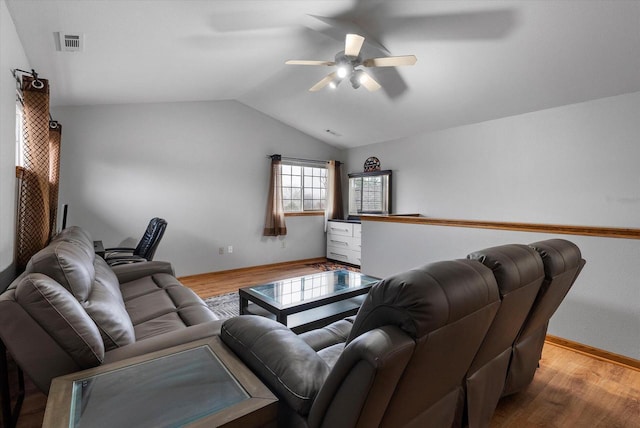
330 240 349 246
330 227 350 232
329 252 348 259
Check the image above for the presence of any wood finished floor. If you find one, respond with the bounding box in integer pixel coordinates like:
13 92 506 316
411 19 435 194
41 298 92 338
10 261 640 428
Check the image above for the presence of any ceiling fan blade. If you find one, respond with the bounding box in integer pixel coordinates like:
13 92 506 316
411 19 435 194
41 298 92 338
345 33 365 57
359 71 382 92
285 60 336 66
363 55 417 67
309 72 338 92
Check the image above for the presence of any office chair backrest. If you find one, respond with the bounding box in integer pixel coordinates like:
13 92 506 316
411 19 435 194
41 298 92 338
134 217 168 261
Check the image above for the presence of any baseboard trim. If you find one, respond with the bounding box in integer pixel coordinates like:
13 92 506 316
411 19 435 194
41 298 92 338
545 335 640 371
178 257 328 281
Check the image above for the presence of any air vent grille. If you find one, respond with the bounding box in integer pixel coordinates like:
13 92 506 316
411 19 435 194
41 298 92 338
57 33 84 52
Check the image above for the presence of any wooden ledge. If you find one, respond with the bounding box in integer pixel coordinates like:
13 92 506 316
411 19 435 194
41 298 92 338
360 216 640 240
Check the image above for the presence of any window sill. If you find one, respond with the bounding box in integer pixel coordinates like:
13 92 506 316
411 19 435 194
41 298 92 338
285 211 324 217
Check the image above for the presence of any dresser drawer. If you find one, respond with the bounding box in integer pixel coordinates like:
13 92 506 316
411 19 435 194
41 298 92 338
326 247 361 266
326 234 361 252
327 222 353 237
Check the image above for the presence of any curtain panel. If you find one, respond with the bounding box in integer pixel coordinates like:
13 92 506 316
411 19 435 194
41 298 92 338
15 75 61 271
263 155 287 236
324 160 344 230
48 122 62 239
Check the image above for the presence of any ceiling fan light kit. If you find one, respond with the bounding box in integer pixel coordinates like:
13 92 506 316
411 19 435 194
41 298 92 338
286 33 416 93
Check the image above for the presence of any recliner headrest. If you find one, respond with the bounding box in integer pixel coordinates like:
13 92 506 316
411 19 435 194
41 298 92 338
529 239 583 278
467 244 544 296
346 259 499 344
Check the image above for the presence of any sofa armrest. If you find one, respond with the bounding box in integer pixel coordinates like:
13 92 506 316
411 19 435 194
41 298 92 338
221 316 331 415
103 320 223 363
111 261 174 283
308 326 415 428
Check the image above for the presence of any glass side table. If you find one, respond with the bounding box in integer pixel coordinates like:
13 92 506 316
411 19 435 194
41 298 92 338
43 337 277 428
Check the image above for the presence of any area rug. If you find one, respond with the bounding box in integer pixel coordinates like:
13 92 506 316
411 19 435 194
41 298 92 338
204 292 240 320
204 261 358 320
306 261 360 272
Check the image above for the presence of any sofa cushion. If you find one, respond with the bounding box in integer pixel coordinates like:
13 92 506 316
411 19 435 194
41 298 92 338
26 240 134 350
27 241 95 302
299 318 354 352
93 256 126 307
122 273 218 339
15 273 104 368
85 281 136 350
51 226 95 260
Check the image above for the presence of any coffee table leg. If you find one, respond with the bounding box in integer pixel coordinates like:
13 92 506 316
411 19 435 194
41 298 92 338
239 295 248 315
276 313 288 326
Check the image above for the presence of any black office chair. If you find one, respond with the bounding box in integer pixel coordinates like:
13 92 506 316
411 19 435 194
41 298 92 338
104 217 168 266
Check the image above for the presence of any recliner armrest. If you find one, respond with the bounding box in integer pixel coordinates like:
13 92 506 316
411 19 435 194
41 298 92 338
111 261 175 283
308 325 415 428
221 316 331 415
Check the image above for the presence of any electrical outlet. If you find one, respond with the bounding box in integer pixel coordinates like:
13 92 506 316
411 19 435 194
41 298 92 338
228 245 233 254
218 247 224 255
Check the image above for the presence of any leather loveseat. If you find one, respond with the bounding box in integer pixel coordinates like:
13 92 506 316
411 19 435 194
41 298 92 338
220 239 585 428
0 226 223 394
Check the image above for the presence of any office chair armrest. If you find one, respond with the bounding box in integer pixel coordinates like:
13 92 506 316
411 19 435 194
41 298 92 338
106 255 147 267
104 247 136 259
104 247 135 253
112 261 175 283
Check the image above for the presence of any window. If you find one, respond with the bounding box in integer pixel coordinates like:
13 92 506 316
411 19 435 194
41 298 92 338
16 102 24 167
281 163 327 212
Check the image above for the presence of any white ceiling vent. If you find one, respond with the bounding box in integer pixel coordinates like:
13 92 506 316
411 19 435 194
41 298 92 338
56 33 84 52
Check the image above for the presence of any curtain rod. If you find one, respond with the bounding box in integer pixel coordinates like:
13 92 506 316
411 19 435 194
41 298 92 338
267 154 332 165
11 69 58 126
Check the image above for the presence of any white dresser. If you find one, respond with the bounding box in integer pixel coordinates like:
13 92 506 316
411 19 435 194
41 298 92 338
326 220 362 266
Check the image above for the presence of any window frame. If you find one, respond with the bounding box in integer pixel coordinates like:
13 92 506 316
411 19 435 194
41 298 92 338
280 161 327 215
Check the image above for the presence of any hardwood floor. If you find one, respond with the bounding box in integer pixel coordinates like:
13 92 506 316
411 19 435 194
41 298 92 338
178 257 327 299
8 261 640 428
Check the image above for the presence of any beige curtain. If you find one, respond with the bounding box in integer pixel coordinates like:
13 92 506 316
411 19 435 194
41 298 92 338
48 122 62 240
324 160 344 231
15 75 61 270
263 155 287 236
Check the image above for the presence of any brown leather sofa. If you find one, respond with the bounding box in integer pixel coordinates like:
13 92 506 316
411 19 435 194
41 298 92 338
222 259 502 427
221 239 584 428
0 226 222 394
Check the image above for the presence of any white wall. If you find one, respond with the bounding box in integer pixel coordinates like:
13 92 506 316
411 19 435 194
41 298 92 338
346 92 640 359
53 101 340 276
361 221 640 360
0 0 29 289
347 92 640 227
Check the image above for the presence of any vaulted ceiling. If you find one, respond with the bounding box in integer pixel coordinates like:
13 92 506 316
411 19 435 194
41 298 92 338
6 0 640 148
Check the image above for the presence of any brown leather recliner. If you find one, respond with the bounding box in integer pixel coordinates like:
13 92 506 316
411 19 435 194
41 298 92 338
0 226 222 394
221 259 501 428
502 239 585 396
462 244 546 428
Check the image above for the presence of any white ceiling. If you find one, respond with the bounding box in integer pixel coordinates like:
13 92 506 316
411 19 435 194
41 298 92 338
6 0 640 149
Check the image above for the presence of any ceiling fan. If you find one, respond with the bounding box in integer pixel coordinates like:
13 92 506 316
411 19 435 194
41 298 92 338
285 33 417 92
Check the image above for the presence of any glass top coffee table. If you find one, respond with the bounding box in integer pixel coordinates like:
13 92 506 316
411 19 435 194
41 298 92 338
239 269 379 333
43 337 277 428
